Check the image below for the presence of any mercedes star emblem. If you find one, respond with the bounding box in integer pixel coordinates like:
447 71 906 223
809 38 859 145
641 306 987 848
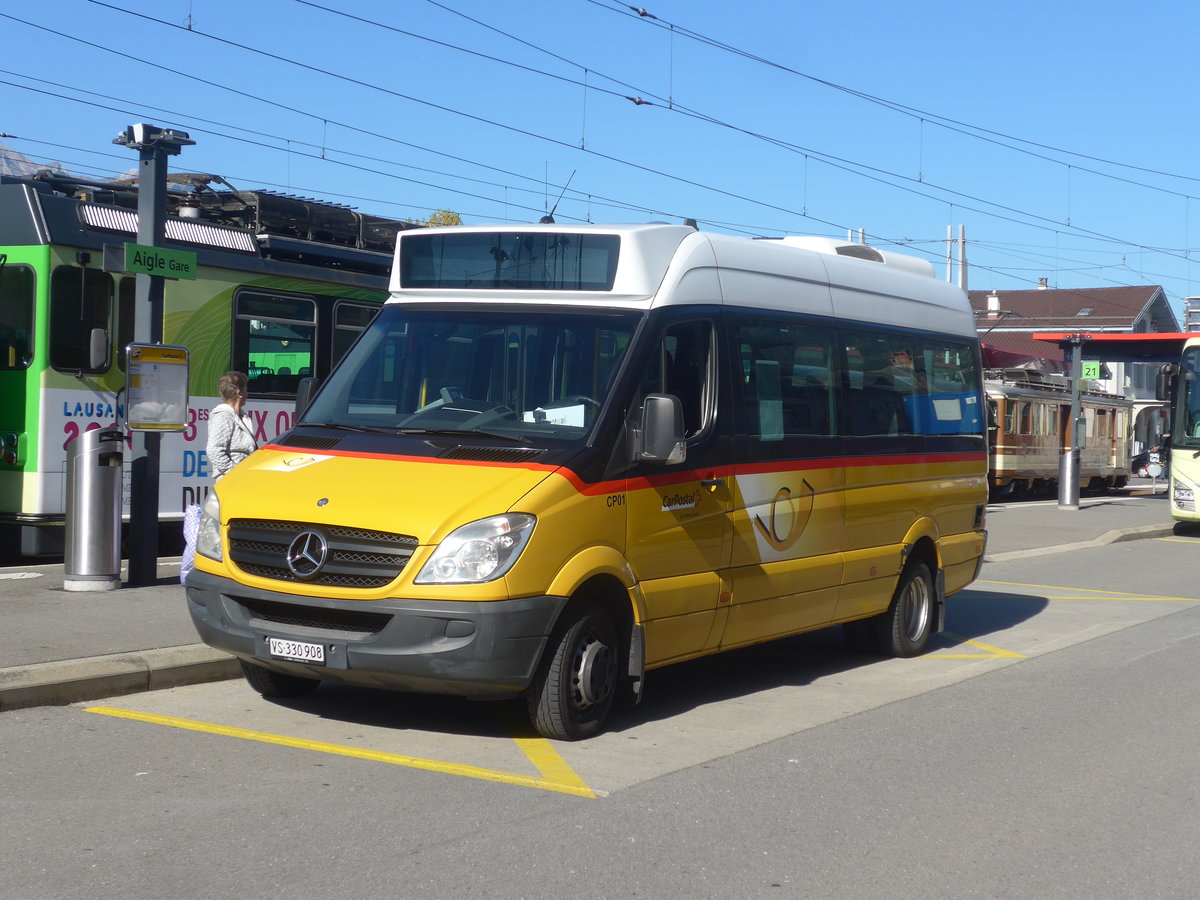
286 530 328 579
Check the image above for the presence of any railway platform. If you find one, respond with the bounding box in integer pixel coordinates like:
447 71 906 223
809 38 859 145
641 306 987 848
0 480 1185 711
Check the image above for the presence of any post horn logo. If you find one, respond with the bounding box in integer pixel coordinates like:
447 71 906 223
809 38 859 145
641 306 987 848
752 479 815 551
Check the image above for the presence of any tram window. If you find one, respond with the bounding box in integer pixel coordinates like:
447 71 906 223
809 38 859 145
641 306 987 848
1018 402 1032 435
50 266 112 373
0 262 35 370
332 301 378 365
116 277 135 372
234 291 316 396
1034 403 1048 435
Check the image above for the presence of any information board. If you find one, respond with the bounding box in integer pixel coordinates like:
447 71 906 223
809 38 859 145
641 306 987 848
126 343 190 431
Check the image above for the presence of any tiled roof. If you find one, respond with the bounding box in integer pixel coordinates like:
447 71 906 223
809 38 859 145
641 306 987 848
981 331 1063 362
969 285 1162 330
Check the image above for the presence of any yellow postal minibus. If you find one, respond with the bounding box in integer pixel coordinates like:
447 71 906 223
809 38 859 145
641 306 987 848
187 224 988 739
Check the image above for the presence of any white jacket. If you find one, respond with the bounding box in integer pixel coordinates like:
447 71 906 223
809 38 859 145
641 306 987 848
206 403 258 481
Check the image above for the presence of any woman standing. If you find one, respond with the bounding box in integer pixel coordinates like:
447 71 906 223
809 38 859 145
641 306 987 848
206 371 258 482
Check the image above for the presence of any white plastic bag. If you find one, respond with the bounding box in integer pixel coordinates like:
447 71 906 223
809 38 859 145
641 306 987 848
180 503 201 584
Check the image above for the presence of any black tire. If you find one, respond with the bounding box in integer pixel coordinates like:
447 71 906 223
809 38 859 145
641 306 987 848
875 560 935 657
527 602 618 741
239 659 321 698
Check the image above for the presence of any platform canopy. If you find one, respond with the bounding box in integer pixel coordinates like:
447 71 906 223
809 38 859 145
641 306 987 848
1032 332 1196 363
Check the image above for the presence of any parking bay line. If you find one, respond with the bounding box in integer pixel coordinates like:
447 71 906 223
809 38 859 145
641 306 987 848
85 705 600 799
974 579 1200 604
934 635 1026 659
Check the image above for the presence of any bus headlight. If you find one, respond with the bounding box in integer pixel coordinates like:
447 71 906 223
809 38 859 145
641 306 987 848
1174 482 1195 511
196 492 224 561
415 514 535 584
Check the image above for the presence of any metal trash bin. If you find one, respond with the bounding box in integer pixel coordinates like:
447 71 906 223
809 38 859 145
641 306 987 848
64 425 125 591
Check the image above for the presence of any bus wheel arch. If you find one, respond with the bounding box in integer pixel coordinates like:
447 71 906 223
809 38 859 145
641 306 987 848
903 533 945 633
527 575 636 741
876 558 936 657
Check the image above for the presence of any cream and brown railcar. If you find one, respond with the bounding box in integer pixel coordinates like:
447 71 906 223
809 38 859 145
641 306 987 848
986 370 1132 498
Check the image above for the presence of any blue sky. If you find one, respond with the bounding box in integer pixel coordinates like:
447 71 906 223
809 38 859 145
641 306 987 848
3 0 1200 318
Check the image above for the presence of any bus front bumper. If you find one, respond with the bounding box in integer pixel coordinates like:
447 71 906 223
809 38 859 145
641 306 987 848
185 569 567 699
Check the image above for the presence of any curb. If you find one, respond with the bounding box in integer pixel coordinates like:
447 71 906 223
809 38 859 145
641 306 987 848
984 523 1177 563
0 644 241 712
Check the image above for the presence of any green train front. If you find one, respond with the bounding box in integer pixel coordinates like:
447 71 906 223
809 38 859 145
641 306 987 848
0 172 405 555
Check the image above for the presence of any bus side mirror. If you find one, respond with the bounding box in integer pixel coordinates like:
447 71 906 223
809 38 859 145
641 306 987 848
89 327 109 371
638 393 686 464
296 376 321 417
1156 364 1178 402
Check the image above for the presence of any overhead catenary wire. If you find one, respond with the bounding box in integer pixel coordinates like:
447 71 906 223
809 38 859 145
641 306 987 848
64 1 1199 272
3 3 1195 302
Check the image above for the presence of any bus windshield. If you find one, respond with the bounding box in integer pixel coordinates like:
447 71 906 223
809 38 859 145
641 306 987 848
300 306 639 444
1173 345 1200 448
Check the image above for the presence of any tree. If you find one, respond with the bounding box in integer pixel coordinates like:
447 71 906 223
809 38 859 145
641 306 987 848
405 208 462 228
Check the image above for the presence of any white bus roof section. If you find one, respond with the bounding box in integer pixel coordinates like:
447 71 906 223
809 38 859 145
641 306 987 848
388 223 695 303
389 223 974 337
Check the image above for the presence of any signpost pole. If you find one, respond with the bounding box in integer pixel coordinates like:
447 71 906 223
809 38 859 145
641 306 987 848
114 124 194 585
1058 335 1085 510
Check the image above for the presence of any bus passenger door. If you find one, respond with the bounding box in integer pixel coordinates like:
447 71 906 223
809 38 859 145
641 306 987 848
720 316 845 648
623 319 734 667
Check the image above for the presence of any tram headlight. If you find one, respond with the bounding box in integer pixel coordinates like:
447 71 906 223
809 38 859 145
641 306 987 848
196 491 224 561
415 514 535 584
2 432 22 466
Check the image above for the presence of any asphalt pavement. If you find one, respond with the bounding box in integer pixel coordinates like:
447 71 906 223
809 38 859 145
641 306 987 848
0 478 1184 711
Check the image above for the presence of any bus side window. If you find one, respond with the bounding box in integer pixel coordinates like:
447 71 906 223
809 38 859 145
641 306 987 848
842 332 914 437
637 321 714 439
734 316 836 442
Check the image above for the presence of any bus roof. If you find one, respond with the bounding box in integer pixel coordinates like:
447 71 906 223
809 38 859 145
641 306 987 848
389 223 975 337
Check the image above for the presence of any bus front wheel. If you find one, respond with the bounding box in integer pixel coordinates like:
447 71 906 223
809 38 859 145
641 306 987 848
527 602 618 741
876 561 934 657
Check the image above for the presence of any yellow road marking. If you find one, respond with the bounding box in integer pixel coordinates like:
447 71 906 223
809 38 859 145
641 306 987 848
510 735 597 795
935 634 1026 659
974 579 1199 603
85 706 599 799
1158 537 1200 544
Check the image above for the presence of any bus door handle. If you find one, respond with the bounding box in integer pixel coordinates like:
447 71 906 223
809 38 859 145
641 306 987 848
701 475 725 491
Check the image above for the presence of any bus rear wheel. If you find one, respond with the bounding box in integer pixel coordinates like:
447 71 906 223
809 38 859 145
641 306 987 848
527 602 618 741
239 659 321 698
875 560 934 657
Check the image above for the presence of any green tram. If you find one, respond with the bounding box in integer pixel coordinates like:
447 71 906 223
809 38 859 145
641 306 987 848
0 171 413 555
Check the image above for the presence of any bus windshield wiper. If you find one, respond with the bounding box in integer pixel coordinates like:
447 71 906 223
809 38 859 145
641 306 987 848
397 427 527 443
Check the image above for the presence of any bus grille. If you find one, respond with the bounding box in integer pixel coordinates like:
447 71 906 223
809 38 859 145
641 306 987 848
227 519 418 588
234 595 392 635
